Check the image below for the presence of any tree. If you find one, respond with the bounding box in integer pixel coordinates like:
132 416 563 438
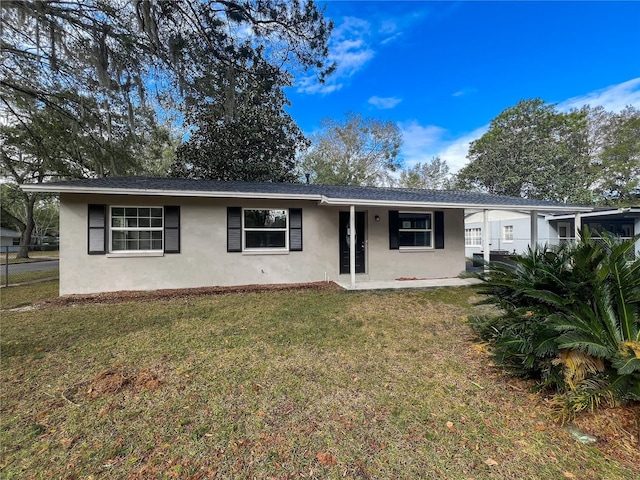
597 106 640 204
398 156 452 189
300 113 402 186
1 1 333 131
170 58 307 182
456 99 594 203
1 0 332 254
0 94 171 256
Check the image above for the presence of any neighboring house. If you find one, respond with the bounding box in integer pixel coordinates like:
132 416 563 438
0 227 21 253
23 178 591 295
464 207 640 258
464 210 554 258
547 207 640 255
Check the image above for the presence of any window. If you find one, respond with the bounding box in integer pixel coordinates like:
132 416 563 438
243 209 288 250
88 204 179 255
398 212 433 248
110 207 163 252
465 228 482 246
503 225 514 242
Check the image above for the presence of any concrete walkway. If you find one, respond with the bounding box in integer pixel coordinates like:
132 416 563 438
336 277 481 291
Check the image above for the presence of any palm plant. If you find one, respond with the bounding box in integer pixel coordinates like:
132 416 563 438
466 227 640 408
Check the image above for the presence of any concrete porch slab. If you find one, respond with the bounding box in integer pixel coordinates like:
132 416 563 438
336 277 481 291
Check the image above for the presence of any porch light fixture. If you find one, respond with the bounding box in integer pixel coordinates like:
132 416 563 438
375 215 381 222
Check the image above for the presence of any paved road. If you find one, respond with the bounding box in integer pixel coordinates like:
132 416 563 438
3 260 59 274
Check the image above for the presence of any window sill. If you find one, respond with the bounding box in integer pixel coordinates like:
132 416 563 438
107 251 165 258
399 247 435 252
242 249 290 255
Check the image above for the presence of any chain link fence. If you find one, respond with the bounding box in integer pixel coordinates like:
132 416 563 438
1 245 59 287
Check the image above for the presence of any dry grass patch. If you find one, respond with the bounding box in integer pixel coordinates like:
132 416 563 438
1 287 637 479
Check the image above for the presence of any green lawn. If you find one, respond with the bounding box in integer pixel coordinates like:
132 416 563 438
1 282 637 479
0 250 59 264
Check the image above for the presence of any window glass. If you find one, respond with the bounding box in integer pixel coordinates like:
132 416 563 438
110 206 163 252
465 228 482 246
503 225 514 242
398 212 432 248
243 209 288 250
244 210 287 228
245 231 286 248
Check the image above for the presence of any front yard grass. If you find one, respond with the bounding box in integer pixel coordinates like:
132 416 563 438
1 285 637 479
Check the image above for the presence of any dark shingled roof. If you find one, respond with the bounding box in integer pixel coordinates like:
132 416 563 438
23 177 592 211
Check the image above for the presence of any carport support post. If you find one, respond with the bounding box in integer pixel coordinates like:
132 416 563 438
530 210 538 250
574 213 582 243
482 209 490 269
350 205 356 288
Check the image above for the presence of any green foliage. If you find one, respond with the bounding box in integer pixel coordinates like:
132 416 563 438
170 60 307 182
467 228 640 406
597 106 640 204
457 99 593 202
300 113 402 186
456 99 640 204
398 156 452 189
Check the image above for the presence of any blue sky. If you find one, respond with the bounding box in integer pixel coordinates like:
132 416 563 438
285 1 640 173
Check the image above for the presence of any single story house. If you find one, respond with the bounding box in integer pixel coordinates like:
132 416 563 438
0 227 21 253
464 210 552 258
465 207 640 258
22 178 592 295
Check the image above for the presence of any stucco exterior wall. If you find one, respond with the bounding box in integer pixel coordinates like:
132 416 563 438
59 194 466 295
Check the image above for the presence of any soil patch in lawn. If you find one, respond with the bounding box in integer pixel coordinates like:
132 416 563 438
65 367 163 404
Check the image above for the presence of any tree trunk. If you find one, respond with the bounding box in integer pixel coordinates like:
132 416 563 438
16 194 36 259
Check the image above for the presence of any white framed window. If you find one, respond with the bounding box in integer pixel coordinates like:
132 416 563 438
398 211 433 248
465 228 482 246
110 206 164 252
503 225 514 243
242 209 288 251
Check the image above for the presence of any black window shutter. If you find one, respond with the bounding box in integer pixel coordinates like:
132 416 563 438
164 206 180 253
435 211 445 249
227 207 242 252
289 208 303 251
88 204 107 255
389 210 399 250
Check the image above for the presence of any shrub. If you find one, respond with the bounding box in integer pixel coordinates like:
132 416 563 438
466 227 640 412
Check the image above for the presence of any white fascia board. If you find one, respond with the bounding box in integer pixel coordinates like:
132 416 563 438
20 184 593 212
319 196 592 212
20 184 324 201
546 208 639 220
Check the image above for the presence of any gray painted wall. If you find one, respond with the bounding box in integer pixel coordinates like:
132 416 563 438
60 194 466 295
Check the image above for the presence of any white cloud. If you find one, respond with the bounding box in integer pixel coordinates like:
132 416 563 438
558 77 640 112
406 78 640 174
296 16 375 95
433 127 488 173
452 87 478 98
398 120 487 174
368 96 402 109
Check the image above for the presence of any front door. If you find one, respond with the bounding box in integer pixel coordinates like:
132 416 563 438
339 211 366 274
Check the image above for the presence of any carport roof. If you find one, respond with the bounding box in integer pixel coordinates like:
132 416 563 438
22 177 593 212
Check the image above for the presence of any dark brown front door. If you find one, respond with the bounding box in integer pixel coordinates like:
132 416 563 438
339 211 365 274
